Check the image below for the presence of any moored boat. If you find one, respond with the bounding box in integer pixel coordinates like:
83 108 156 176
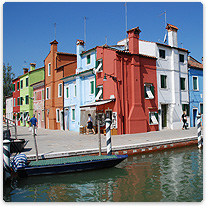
15 155 128 177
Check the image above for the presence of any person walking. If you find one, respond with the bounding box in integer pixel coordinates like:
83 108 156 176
86 114 95 135
181 111 188 130
30 114 38 135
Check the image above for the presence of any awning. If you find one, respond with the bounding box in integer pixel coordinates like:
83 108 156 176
80 99 115 109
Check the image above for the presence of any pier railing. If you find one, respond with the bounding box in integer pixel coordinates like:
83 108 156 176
3 117 17 139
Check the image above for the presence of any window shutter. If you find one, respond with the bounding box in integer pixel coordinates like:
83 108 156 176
144 85 147 98
151 85 154 96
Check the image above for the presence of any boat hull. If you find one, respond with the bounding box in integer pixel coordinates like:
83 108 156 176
17 155 127 177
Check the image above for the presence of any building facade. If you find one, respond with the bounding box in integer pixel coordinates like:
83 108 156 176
44 40 77 130
5 95 13 120
188 56 203 127
62 40 96 132
118 24 189 130
12 77 20 125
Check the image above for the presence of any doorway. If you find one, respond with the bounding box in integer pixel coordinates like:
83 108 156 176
193 109 198 127
38 112 41 128
161 104 168 128
60 110 64 130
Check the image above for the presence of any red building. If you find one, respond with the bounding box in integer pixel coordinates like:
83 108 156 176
12 77 20 125
95 26 158 135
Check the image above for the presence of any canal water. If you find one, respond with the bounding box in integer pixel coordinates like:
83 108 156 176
4 145 203 202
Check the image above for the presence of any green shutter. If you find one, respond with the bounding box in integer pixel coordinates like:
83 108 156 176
193 77 198 90
91 81 94 94
144 85 147 98
87 55 91 64
13 84 15 91
200 104 203 114
154 112 158 122
151 85 154 96
66 87 69 98
17 82 19 90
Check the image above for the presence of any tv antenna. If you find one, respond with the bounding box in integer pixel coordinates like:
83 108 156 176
84 17 88 50
124 2 128 50
159 10 167 43
23 61 27 67
54 23 56 40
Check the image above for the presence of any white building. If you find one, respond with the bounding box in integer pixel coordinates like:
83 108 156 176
5 95 13 120
118 24 189 130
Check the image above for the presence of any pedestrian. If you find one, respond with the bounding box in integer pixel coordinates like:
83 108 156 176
30 114 38 135
181 111 188 130
86 114 95 135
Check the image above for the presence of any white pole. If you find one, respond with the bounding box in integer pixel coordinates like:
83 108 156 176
3 140 11 181
33 125 39 161
98 118 102 156
197 115 202 149
105 117 112 155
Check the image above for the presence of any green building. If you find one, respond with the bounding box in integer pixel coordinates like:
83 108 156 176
19 63 44 127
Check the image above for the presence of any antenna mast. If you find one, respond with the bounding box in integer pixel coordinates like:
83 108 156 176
54 23 56 40
125 2 127 36
84 17 87 50
160 10 167 43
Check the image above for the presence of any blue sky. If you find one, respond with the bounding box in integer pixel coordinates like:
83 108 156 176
3 1 203 78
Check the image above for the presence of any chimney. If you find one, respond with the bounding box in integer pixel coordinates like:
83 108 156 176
50 40 58 53
166 24 178 48
76 40 85 73
127 26 141 54
30 63 36 71
23 68 29 74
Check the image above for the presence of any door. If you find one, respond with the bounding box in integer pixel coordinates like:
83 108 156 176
193 109 198 127
38 112 41 128
161 104 168 128
60 110 64 130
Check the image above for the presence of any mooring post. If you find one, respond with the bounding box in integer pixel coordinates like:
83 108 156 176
3 139 11 181
197 115 203 149
14 121 17 139
98 118 102 156
105 117 112 155
33 125 39 161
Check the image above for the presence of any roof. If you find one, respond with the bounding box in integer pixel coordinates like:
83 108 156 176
57 52 76 56
80 99 115 108
166 24 179 31
30 80 44 87
55 61 77 70
188 56 203 69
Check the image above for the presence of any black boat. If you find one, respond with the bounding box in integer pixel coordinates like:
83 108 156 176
16 155 128 177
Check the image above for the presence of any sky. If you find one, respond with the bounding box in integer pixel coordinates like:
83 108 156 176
2 1 204 78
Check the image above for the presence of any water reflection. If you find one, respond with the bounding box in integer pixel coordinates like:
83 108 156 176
4 146 203 202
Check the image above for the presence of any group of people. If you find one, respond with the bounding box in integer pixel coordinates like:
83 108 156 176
181 111 203 130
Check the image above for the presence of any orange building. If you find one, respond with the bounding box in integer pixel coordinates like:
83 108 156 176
44 40 77 130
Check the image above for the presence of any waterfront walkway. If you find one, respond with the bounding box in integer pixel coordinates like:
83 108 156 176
12 126 198 160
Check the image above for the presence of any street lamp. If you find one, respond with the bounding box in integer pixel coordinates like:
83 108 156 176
103 73 117 82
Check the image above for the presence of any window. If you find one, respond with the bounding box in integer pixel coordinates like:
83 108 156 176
160 75 167 89
200 103 203 114
14 98 15 107
26 77 29 87
144 83 154 99
48 63 51 76
66 86 69 98
179 54 184 63
56 109 60 122
17 97 20 106
17 82 20 90
20 97 23 105
90 80 94 94
180 78 185 90
58 83 62 97
96 85 103 100
96 59 103 73
71 108 75 121
87 55 91 64
13 83 15 91
159 49 165 59
74 84 77 97
42 110 44 121
149 112 158 125
182 104 189 116
34 92 37 101
20 80 23 89
25 95 29 104
42 90 44 100
46 87 49 100
193 76 198 90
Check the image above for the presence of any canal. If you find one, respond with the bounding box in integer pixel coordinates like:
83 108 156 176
4 145 203 202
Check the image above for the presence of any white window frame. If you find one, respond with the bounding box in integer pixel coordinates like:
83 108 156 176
65 85 69 99
192 76 199 91
58 83 62 97
48 63 51 76
144 83 154 99
56 109 60 122
46 87 49 100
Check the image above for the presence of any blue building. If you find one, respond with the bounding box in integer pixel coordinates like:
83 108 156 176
62 40 97 132
188 56 203 127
